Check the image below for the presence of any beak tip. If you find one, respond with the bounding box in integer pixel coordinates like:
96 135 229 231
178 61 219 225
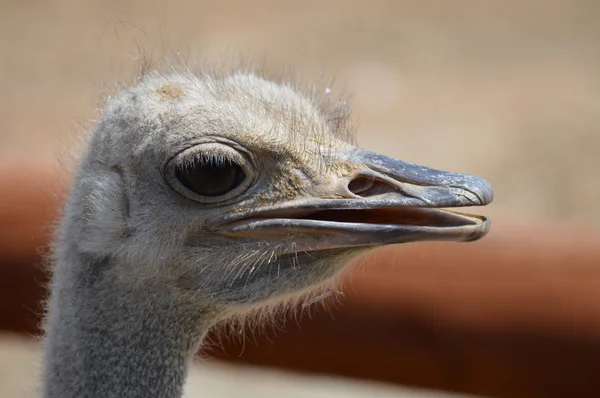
470 177 494 206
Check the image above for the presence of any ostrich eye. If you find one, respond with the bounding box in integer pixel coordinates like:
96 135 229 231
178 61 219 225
175 157 246 197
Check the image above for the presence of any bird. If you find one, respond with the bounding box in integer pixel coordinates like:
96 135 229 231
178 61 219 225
41 65 493 398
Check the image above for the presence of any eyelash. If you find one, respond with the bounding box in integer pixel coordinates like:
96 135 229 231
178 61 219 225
182 152 236 168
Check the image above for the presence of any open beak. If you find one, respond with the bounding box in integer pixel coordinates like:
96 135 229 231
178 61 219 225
216 149 494 253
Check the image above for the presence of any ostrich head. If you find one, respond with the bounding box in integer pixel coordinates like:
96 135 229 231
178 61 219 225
63 70 492 316
44 67 493 398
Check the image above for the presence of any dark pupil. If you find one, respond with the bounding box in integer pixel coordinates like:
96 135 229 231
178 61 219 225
176 159 245 197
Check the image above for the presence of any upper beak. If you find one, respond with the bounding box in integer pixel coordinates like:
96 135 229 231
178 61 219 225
216 149 494 253
341 149 493 207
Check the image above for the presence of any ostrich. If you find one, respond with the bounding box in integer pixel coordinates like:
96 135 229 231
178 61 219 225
42 67 493 398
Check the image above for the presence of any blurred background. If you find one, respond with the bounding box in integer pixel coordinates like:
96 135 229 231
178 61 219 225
1 0 599 397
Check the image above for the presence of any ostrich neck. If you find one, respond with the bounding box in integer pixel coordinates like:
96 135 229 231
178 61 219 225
42 252 211 398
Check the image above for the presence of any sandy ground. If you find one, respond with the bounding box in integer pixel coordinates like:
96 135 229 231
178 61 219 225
1 0 599 227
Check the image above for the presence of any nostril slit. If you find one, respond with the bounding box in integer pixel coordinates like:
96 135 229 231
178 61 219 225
348 175 400 197
348 176 375 195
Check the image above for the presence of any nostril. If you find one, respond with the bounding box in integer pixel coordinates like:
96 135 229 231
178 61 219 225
347 175 400 197
347 176 375 195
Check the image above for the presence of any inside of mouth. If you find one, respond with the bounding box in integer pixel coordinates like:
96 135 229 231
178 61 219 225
296 207 482 227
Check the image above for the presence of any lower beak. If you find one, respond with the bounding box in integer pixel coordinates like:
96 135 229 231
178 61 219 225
216 149 494 253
